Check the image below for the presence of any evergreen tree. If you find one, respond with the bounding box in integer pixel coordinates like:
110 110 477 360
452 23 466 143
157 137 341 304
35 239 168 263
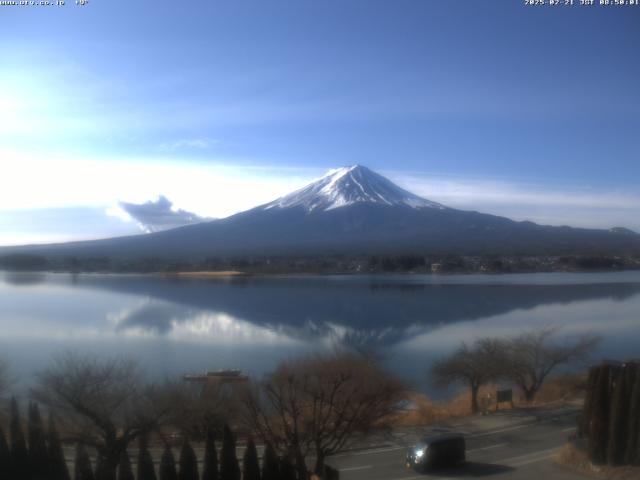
588 365 611 464
626 363 640 465
159 445 178 480
137 437 158 480
260 443 280 480
219 425 240 480
0 425 10 480
178 440 199 480
9 397 30 479
278 456 296 480
242 437 261 480
608 365 631 465
75 444 96 480
201 431 218 480
117 450 135 480
48 414 71 480
29 402 50 479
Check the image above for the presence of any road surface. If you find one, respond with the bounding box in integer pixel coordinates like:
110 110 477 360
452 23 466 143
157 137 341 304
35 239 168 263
327 404 587 480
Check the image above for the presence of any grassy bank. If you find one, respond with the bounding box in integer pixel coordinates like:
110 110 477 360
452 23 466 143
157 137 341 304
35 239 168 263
556 443 640 480
394 373 587 427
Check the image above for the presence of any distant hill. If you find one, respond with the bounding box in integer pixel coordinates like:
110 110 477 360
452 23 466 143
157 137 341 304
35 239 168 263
2 165 639 259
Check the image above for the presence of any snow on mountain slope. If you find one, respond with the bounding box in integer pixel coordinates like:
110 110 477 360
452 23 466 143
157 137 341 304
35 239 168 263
263 165 445 212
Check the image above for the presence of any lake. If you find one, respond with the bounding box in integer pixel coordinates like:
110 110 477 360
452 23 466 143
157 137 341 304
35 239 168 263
1 271 639 395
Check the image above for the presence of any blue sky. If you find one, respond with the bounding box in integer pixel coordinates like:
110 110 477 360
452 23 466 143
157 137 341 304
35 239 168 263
1 0 639 244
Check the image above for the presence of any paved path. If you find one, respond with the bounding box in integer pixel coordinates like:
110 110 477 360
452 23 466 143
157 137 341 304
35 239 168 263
327 403 587 480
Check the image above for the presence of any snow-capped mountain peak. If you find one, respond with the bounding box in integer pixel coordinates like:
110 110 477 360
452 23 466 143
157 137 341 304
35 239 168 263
264 165 445 212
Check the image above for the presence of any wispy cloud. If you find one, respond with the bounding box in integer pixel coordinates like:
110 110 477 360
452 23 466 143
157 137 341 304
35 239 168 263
387 170 640 230
158 138 218 152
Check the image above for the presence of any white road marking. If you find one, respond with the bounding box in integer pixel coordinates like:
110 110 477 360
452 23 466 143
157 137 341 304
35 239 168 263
332 446 405 458
467 423 530 438
562 427 576 432
509 452 556 467
499 447 559 466
468 442 508 452
390 476 430 480
339 465 373 472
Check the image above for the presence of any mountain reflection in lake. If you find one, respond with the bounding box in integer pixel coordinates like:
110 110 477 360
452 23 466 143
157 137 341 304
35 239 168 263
1 271 639 394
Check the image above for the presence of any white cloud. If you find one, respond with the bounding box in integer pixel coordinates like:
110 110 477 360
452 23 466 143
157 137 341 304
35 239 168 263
0 150 311 231
158 138 219 152
119 195 209 232
386 171 640 231
0 149 317 245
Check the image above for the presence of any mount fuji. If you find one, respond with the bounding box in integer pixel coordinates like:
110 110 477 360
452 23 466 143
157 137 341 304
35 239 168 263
262 165 445 212
3 165 639 259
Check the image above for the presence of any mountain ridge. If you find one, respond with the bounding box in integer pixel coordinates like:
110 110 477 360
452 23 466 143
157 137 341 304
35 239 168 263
1 165 639 259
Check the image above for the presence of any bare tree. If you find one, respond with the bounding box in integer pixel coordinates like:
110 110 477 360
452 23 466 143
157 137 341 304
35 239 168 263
32 353 173 480
164 378 245 441
244 351 406 478
502 327 600 402
431 338 503 414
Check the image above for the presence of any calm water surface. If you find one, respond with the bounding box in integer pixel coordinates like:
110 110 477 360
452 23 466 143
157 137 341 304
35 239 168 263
1 271 639 393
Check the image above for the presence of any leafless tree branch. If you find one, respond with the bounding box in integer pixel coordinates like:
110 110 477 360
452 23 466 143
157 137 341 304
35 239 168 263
32 352 174 479
243 351 406 477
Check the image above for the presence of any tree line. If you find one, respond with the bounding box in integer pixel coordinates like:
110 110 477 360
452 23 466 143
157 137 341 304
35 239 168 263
2 253 637 275
0 351 403 480
0 400 313 480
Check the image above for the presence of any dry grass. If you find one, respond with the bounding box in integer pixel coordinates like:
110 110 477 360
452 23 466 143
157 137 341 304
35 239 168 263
393 385 503 427
556 442 593 471
394 374 588 427
555 443 640 480
525 372 587 405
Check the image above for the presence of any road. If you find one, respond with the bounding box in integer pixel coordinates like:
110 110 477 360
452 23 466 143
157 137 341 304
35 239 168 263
327 404 587 480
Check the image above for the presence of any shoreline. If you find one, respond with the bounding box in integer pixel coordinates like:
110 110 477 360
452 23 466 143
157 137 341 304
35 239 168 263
2 268 640 277
162 270 246 278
